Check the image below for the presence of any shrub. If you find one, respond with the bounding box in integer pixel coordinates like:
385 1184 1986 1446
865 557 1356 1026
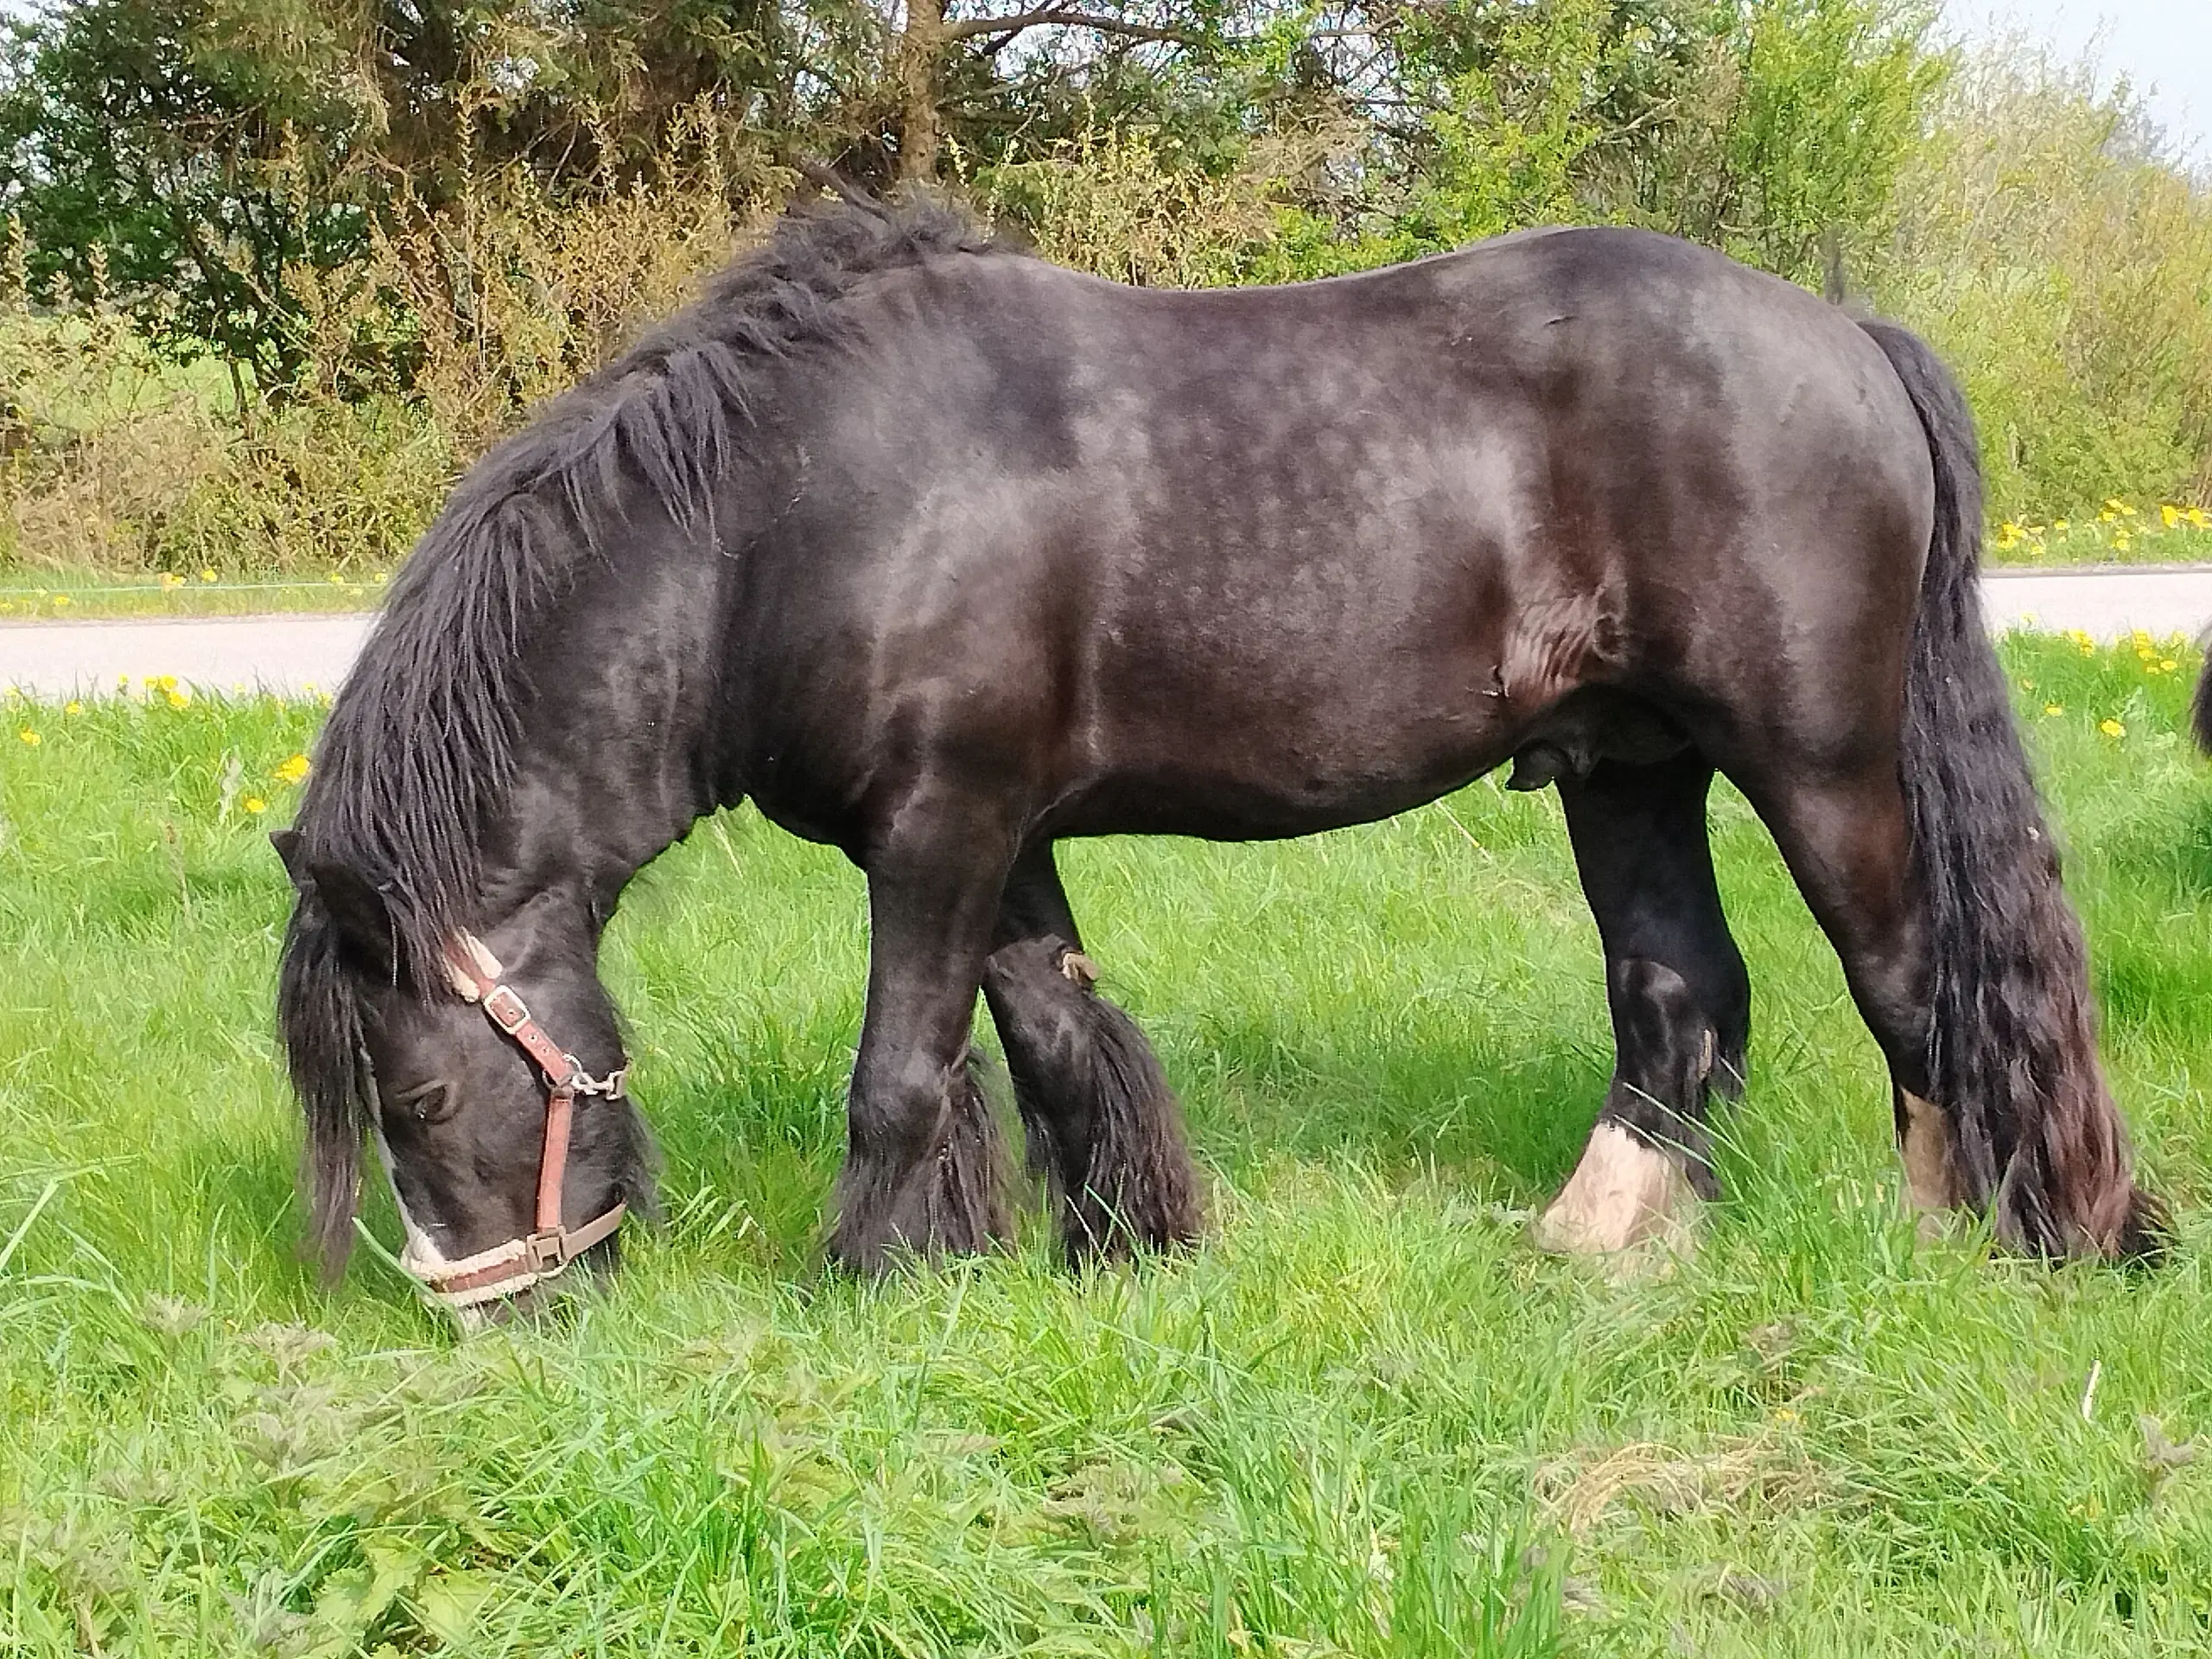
1871 53 2212 519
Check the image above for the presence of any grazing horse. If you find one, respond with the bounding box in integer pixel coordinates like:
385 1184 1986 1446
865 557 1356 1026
274 194 2163 1319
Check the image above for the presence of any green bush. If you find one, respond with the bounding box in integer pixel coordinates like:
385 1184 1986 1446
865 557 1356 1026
1870 56 2212 521
0 16 2204 582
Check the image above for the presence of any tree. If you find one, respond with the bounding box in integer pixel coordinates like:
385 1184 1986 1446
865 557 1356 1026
888 0 1234 181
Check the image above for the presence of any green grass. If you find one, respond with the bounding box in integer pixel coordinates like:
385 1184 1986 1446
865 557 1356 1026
1986 505 2212 569
0 567 387 622
3 638 2210 1656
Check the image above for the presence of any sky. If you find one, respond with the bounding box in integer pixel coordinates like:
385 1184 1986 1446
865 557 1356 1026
1953 1 2212 162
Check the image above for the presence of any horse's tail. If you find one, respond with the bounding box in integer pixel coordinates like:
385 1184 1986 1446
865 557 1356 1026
2193 654 2212 754
1864 319 2165 1262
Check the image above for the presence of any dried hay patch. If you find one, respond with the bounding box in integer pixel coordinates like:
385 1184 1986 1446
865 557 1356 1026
1537 1433 1823 1536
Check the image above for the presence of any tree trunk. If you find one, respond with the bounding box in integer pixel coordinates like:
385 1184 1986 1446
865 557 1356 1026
896 0 947 183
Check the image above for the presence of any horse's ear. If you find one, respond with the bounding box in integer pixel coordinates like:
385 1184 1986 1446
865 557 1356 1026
302 855 397 974
270 829 304 881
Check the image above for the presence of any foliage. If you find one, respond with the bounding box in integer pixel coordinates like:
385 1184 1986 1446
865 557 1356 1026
1870 55 2212 518
0 0 378 393
0 0 1254 390
0 135 762 577
0 3 2203 575
3 637 2211 1650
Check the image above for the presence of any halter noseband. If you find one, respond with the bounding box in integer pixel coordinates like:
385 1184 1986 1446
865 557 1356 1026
404 931 629 1311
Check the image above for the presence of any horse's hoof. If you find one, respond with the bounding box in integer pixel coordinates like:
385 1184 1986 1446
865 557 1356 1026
1533 1122 1699 1259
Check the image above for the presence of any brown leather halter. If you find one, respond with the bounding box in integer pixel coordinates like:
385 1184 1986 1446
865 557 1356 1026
402 931 629 1311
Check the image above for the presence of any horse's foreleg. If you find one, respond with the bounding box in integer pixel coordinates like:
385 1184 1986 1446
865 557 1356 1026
827 810 1015 1274
1538 753 1748 1255
982 842 1203 1266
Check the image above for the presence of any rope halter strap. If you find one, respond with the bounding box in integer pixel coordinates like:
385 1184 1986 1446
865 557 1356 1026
407 931 628 1311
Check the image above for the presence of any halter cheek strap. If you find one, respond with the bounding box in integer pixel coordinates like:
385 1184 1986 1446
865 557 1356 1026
407 931 629 1311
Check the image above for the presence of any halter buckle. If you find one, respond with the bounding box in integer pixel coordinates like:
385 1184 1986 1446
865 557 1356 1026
482 984 531 1035
523 1230 569 1274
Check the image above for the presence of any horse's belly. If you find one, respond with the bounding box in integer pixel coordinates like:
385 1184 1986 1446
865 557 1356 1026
1061 698 1516 840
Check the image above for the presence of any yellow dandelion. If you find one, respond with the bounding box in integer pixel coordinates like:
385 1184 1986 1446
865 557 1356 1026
16 727 39 747
2189 508 2209 530
242 795 267 815
2044 702 2064 716
327 572 345 585
2053 518 2069 532
164 686 190 709
51 593 69 607
2162 505 2182 529
2162 659 2177 672
274 753 311 785
2100 718 2126 739
63 700 82 716
372 571 389 585
199 568 218 582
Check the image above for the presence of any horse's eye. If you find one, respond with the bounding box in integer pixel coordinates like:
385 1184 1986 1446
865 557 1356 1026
389 1081 458 1126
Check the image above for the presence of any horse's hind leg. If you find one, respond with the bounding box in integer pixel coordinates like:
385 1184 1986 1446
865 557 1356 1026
1660 759 1986 1236
827 807 1015 1274
1734 764 1962 1220
981 842 1203 1266
1537 752 1749 1255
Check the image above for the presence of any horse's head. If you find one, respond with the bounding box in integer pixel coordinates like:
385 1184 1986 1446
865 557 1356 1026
274 833 648 1324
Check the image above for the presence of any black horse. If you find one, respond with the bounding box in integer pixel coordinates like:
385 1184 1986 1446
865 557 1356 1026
2196 656 2212 757
276 194 2161 1317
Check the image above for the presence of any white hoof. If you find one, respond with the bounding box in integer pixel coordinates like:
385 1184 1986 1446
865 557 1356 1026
1535 1122 1699 1256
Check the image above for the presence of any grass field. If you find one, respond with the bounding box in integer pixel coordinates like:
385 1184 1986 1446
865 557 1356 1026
0 569 390 623
3 635 2210 1656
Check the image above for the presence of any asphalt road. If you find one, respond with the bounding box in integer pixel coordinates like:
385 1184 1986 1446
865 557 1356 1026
4 565 2210 700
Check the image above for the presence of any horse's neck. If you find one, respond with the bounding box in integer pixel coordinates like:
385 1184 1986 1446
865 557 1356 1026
480 551 728 931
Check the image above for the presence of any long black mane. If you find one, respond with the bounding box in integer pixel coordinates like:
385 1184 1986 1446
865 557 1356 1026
276 194 1004 1271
